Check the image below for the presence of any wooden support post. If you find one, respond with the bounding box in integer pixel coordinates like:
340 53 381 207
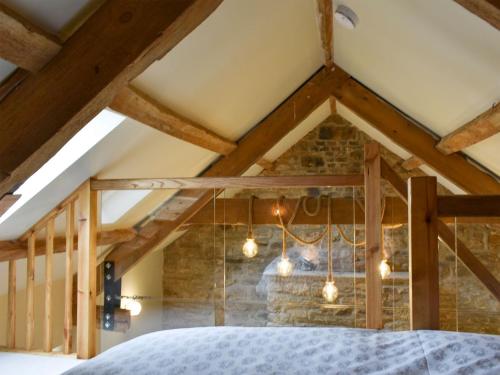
364 142 383 329
408 176 439 330
7 260 16 348
44 218 54 352
77 181 97 359
25 232 35 350
64 201 75 354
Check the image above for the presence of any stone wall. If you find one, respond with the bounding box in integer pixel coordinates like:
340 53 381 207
162 114 499 334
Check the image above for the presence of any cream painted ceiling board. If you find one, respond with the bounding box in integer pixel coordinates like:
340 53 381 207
337 102 466 195
463 135 500 176
133 0 323 142
1 0 97 35
97 125 218 230
334 0 500 174
0 58 16 82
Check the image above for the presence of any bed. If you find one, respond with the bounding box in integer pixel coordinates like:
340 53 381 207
64 326 500 374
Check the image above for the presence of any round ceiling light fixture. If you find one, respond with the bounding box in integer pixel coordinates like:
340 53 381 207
335 5 358 30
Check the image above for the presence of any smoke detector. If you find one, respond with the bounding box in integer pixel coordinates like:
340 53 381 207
335 5 358 30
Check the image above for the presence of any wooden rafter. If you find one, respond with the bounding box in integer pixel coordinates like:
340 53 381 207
106 66 351 279
330 65 500 195
435 103 500 155
0 3 61 72
454 0 500 30
110 85 274 168
0 0 223 198
110 85 236 155
401 156 423 171
381 159 500 302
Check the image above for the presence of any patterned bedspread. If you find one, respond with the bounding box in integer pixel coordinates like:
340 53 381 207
65 327 500 374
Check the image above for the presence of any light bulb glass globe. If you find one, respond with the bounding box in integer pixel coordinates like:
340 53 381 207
123 299 142 316
322 280 338 303
277 256 293 277
379 259 391 279
242 238 258 258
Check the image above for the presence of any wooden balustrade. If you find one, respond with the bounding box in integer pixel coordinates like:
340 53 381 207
3 180 97 358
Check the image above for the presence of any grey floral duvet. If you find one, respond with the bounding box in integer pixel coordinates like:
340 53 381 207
64 326 500 374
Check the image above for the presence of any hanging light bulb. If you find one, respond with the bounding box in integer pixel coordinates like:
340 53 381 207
242 238 258 258
322 280 338 303
277 223 293 277
323 196 339 303
242 196 258 258
277 256 293 277
379 259 392 279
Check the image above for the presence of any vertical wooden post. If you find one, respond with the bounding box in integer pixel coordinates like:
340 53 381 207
408 176 439 330
64 201 75 354
26 232 35 350
44 218 54 352
77 181 97 359
364 142 383 329
7 260 16 348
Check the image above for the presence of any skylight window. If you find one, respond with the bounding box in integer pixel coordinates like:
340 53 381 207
0 109 125 224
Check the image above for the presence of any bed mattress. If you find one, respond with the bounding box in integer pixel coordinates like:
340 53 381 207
64 326 500 374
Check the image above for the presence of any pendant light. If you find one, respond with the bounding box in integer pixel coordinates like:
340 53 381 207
277 222 293 277
322 197 338 303
242 196 258 258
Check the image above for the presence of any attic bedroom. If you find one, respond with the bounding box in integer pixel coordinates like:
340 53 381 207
0 0 499 374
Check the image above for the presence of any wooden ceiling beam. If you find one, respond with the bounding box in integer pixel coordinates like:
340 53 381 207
401 156 423 171
454 0 500 30
435 103 500 155
0 69 29 102
330 65 500 195
0 0 223 198
316 0 337 114
0 194 20 216
110 85 236 155
110 86 275 169
90 175 364 191
107 66 351 279
0 228 137 262
0 3 61 72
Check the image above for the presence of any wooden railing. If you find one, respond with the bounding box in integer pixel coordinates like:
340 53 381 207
4 181 97 358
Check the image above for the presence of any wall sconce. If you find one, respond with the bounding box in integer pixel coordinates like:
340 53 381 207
122 299 142 317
